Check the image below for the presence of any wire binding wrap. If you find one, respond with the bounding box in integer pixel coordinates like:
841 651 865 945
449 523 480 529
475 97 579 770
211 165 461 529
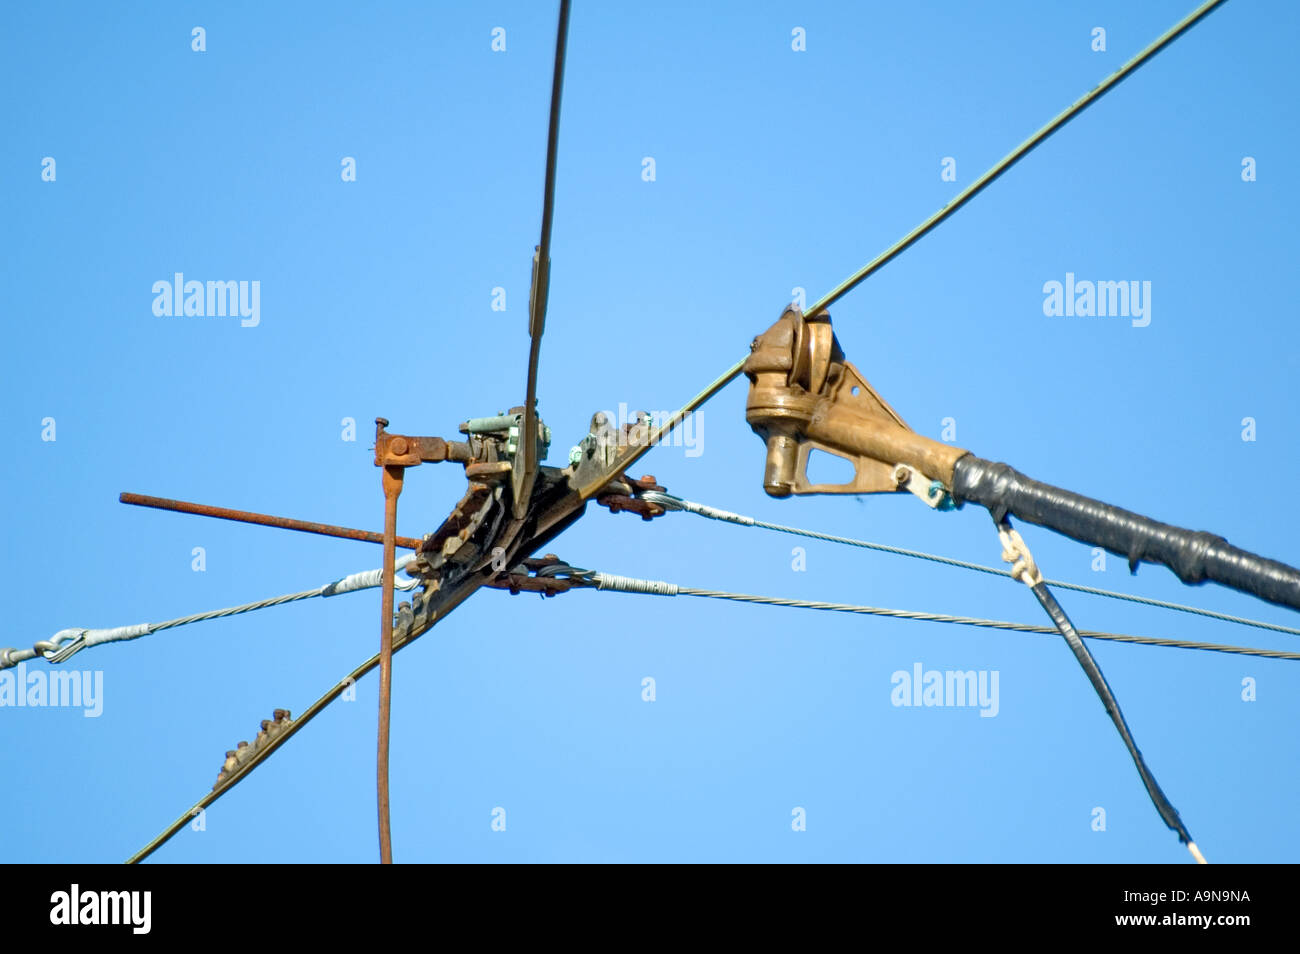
322 554 419 597
640 490 754 526
594 573 679 596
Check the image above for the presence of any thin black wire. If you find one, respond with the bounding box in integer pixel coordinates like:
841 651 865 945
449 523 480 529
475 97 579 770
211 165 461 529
1029 578 1199 850
517 0 571 520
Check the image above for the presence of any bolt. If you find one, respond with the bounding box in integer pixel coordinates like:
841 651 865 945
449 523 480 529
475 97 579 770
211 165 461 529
390 437 409 456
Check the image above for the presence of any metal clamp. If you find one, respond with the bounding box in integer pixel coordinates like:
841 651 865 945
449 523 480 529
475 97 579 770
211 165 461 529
892 464 951 509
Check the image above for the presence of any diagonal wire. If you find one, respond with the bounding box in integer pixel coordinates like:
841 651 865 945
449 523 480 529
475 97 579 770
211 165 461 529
126 575 485 864
3 556 420 670
582 572 1300 661
639 490 1300 639
613 0 1230 445
1028 575 1206 861
804 0 1228 318
993 518 1205 861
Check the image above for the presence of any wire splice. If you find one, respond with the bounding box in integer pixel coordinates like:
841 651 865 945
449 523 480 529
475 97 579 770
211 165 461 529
594 573 679 596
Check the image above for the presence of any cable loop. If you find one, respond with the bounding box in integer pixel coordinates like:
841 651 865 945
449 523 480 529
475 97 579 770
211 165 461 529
639 490 684 512
997 523 1043 588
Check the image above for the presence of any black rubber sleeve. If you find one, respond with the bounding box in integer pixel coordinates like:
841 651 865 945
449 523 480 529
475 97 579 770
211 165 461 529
951 455 1300 614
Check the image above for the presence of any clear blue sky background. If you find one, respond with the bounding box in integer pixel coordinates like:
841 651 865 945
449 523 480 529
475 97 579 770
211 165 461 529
3 0 1297 863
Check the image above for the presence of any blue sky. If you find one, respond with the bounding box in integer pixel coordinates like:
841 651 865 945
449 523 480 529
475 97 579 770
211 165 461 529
3 0 1297 863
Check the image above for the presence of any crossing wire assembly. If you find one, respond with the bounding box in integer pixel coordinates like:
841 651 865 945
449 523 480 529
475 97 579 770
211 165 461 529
38 0 1290 864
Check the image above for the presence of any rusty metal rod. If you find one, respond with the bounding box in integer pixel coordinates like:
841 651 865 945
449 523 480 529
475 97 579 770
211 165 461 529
120 492 424 551
377 467 403 865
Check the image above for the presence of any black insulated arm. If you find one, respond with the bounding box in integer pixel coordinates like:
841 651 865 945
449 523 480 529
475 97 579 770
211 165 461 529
951 456 1300 614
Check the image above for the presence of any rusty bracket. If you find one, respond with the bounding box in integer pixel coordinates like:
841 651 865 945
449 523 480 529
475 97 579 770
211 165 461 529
597 473 668 521
374 418 473 469
484 554 593 597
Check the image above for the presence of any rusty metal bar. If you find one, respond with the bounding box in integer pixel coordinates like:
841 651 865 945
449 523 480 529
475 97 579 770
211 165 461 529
377 466 403 865
119 492 424 551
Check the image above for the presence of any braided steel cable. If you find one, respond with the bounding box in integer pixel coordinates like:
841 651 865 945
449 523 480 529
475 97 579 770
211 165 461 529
3 556 420 669
640 491 1300 639
586 573 1300 661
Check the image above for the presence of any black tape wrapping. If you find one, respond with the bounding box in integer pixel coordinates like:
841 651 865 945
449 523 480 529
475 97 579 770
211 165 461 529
951 455 1300 613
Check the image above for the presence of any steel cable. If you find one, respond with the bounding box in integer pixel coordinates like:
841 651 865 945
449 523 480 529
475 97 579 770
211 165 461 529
640 490 1300 639
585 573 1300 661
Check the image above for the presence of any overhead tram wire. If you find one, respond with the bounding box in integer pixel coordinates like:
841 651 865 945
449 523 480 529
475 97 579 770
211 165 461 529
125 0 1233 864
802 0 1228 319
129 642 392 864
606 0 1231 450
126 570 490 864
638 490 1300 639
576 570 1300 661
126 554 1293 862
